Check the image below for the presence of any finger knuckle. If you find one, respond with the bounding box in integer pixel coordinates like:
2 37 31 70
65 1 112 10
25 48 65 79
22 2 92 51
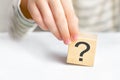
44 17 52 25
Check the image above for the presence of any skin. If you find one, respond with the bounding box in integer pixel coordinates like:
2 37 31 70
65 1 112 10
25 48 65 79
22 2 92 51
20 0 79 45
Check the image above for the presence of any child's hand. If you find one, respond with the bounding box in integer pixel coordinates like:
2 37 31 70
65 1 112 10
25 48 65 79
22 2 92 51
27 0 79 44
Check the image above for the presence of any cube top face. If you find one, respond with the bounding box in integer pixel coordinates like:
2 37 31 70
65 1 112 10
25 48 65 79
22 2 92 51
78 33 97 40
67 33 97 66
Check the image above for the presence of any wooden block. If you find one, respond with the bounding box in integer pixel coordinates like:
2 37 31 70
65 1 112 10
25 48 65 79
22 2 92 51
67 33 97 66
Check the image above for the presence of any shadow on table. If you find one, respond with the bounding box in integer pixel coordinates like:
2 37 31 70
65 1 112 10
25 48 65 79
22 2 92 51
48 51 67 65
21 35 67 65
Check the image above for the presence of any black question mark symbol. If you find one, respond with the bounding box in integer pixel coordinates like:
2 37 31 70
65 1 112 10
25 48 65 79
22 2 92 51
75 42 90 61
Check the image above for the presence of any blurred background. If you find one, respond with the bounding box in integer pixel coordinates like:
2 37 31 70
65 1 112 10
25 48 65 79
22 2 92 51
0 0 12 32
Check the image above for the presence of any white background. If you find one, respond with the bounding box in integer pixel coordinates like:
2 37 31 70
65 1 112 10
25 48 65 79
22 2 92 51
0 32 120 80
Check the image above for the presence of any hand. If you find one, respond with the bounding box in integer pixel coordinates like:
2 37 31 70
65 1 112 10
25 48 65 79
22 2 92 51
22 0 79 44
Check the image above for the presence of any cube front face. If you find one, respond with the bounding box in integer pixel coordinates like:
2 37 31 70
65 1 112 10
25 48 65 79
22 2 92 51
67 34 97 66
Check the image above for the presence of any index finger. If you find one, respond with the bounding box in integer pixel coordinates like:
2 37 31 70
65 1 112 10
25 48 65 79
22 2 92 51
61 0 80 41
49 0 71 45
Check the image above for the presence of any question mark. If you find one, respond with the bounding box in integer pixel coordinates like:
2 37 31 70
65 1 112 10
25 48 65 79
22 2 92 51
75 42 90 61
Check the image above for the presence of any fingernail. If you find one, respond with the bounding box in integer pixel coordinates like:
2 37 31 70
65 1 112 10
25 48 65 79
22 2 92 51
73 35 78 41
64 39 71 45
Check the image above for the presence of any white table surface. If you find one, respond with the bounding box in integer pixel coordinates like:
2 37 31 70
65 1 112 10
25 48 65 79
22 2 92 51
0 32 120 80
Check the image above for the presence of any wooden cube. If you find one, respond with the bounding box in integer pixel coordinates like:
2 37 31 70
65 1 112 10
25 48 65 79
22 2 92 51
67 33 97 66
